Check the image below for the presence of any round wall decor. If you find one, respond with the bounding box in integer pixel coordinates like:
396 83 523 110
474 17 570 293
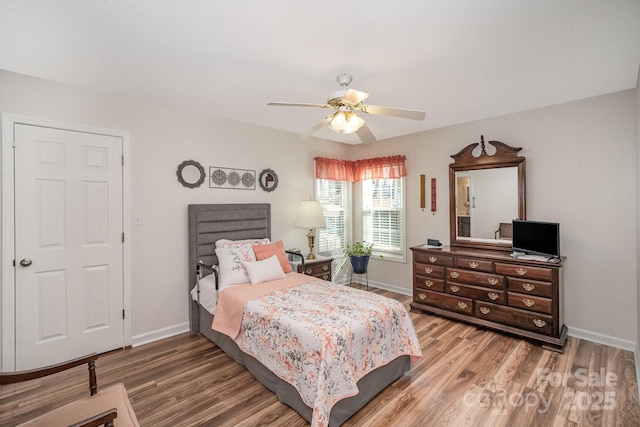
259 169 278 192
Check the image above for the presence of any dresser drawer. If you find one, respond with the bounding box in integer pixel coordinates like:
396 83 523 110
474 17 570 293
414 276 445 292
447 283 505 304
298 261 331 280
506 277 552 298
446 268 504 289
414 263 445 278
476 302 554 335
414 289 473 314
414 251 454 267
456 257 493 273
508 292 552 314
495 263 552 281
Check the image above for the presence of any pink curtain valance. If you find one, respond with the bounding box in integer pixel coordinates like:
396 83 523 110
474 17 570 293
354 155 407 181
314 157 356 182
314 155 406 182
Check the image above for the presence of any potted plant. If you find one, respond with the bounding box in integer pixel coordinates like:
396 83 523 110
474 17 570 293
345 241 373 274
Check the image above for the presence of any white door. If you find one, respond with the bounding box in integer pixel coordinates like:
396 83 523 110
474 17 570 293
14 124 124 370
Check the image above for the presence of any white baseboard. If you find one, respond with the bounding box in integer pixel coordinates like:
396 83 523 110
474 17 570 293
561 325 636 351
131 322 190 348
366 279 412 296
636 343 640 402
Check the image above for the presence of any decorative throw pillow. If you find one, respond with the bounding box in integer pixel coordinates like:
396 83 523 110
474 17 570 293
243 255 286 285
215 238 271 249
215 247 256 288
252 240 293 273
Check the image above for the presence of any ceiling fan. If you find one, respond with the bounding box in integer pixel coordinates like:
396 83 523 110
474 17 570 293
268 74 426 144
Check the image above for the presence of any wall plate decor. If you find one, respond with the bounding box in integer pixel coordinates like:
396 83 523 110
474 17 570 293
431 178 437 213
209 166 256 190
176 160 206 188
258 169 278 192
420 174 426 210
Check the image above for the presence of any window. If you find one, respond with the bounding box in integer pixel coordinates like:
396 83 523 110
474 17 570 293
362 178 405 259
316 179 351 255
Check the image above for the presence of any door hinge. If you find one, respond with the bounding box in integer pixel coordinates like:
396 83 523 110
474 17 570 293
122 309 125 319
122 232 125 242
121 155 124 166
12 259 15 267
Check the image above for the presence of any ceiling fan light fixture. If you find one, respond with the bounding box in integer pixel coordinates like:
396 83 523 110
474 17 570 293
328 111 364 134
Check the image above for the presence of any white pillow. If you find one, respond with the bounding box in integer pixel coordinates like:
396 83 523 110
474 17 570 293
215 238 271 249
243 255 286 285
215 247 256 287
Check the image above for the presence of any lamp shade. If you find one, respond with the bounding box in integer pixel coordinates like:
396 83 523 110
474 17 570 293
295 200 326 229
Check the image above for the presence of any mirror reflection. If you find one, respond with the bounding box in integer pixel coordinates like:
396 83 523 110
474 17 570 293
182 165 202 184
454 168 518 240
259 169 278 192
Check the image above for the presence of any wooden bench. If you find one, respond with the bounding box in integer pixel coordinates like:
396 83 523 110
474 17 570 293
0 354 139 427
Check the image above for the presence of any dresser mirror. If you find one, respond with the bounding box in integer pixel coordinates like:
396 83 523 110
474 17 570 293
449 136 526 251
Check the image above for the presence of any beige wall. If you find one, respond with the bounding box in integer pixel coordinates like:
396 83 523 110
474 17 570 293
0 69 637 354
0 70 350 346
636 68 640 353
355 89 638 346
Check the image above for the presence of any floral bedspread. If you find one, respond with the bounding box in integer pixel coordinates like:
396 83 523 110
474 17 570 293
233 280 422 427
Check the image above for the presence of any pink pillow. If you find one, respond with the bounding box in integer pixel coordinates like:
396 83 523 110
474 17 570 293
253 240 293 273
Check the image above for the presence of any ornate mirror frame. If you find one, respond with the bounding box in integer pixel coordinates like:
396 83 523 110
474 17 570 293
449 136 526 251
176 160 206 189
259 169 278 192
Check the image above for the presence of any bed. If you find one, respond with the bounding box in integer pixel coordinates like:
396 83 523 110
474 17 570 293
188 203 421 426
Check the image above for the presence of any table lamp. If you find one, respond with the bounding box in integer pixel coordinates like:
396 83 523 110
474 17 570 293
295 200 326 260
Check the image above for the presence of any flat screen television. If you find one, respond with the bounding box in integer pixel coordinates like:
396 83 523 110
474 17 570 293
512 220 560 258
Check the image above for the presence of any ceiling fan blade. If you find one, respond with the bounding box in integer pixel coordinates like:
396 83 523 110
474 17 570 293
356 123 376 144
301 115 333 140
342 89 369 106
360 104 426 120
268 102 331 108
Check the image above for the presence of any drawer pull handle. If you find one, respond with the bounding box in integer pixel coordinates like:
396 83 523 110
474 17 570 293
469 261 479 269
424 267 433 274
425 280 434 287
418 293 427 300
322 265 329 271
522 283 535 292
488 278 499 286
457 302 468 310
450 285 460 293
533 319 547 328
305 268 313 274
450 271 459 279
428 256 438 263
515 268 528 276
488 292 499 300
479 307 490 315
522 298 535 307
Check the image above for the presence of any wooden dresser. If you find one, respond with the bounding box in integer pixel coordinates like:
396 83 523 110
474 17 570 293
297 257 333 281
410 245 567 352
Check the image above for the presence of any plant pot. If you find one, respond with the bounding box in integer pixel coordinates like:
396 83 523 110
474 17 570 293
349 255 370 274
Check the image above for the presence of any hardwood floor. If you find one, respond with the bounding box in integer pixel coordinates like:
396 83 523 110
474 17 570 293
2 287 640 426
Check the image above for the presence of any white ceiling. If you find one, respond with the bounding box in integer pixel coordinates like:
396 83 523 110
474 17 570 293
1 1 639 144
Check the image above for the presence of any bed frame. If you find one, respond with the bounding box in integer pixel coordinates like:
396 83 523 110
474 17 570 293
188 203 410 426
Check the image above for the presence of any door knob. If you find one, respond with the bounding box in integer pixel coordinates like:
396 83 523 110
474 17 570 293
19 258 32 267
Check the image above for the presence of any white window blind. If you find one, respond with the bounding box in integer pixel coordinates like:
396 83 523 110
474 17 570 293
316 179 352 255
362 178 405 257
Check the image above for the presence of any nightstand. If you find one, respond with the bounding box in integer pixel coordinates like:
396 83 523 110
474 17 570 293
297 257 333 281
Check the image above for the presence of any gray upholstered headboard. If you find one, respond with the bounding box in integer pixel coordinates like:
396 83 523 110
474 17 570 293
188 203 271 331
